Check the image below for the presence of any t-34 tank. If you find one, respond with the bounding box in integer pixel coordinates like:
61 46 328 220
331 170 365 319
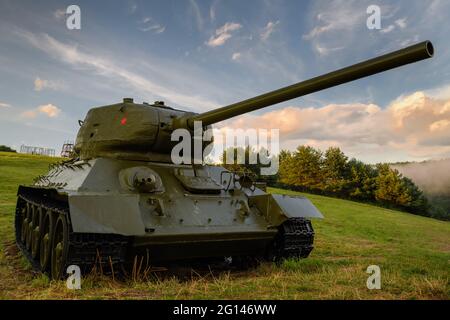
15 41 434 278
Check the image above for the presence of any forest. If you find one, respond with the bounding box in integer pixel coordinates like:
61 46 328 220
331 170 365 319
221 146 449 221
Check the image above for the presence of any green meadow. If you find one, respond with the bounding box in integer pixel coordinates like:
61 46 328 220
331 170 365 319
0 152 448 299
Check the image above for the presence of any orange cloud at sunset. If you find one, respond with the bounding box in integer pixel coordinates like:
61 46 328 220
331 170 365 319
220 90 450 162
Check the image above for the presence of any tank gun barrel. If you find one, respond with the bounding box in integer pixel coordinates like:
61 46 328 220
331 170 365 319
185 41 433 128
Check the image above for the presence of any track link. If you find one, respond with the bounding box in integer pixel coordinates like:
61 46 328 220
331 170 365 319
15 190 129 278
268 217 315 261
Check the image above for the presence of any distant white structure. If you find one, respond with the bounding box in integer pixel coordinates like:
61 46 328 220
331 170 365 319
61 140 74 158
20 144 56 157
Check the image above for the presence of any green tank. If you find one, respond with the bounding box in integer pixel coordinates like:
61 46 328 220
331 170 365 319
15 41 434 279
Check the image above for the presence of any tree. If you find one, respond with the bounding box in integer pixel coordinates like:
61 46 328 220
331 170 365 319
279 146 323 192
278 150 294 185
347 159 377 201
221 146 277 183
400 176 429 215
375 164 412 206
277 145 433 218
322 147 349 195
0 145 16 152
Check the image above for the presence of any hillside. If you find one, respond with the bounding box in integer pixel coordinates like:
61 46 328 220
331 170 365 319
0 152 448 299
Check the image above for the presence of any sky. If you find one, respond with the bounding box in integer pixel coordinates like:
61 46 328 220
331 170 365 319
0 0 449 163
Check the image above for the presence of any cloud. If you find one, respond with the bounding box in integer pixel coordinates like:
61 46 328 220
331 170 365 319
53 9 66 20
21 110 37 118
0 102 11 108
34 77 63 91
17 31 218 111
260 21 279 41
302 1 367 56
22 104 61 118
209 4 215 22
314 44 344 56
399 35 420 47
189 0 204 31
303 6 364 40
380 18 407 34
139 24 165 33
395 18 407 29
426 84 450 100
303 23 334 40
130 3 137 14
429 119 450 132
38 104 61 117
138 17 165 33
380 25 396 33
206 22 242 47
231 52 241 61
221 89 450 162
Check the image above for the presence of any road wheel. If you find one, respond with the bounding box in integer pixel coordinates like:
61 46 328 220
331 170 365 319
51 213 69 279
31 206 42 259
40 209 54 271
25 204 34 250
18 204 27 244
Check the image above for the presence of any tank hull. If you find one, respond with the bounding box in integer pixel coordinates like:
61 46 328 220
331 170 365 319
15 158 322 278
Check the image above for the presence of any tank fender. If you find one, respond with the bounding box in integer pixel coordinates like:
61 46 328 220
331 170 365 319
68 194 146 235
271 194 323 219
249 193 323 226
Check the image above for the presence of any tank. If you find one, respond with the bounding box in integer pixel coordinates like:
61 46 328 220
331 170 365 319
15 41 434 279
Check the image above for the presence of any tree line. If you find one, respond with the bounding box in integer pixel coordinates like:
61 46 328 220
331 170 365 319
221 146 448 220
0 145 16 152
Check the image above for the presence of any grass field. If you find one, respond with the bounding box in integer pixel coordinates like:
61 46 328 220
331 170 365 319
0 151 448 299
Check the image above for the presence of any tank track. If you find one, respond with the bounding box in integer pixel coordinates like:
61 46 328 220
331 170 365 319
15 190 314 277
15 191 128 277
269 217 315 260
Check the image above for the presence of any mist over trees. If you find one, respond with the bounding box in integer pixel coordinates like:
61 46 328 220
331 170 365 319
392 159 450 220
221 146 448 221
